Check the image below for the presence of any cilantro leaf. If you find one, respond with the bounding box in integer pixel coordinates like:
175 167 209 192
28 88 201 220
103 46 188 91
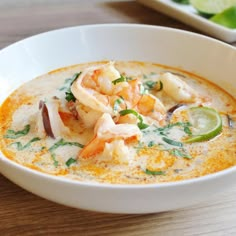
4 124 30 139
65 72 81 102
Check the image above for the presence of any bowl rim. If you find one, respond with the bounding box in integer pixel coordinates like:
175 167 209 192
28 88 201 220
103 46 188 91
1 23 236 53
0 23 236 189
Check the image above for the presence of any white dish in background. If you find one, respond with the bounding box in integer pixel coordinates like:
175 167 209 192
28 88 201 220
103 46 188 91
137 0 236 43
0 24 236 214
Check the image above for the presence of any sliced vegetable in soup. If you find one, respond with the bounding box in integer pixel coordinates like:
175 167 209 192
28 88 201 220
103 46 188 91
0 61 235 184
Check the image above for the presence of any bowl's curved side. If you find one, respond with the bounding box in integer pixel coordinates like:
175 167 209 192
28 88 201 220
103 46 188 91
1 152 236 214
0 24 236 213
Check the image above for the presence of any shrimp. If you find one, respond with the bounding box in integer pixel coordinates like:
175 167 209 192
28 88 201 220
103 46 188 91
159 72 197 103
71 61 128 114
75 101 103 128
137 93 166 122
79 113 142 158
102 139 134 164
71 61 167 127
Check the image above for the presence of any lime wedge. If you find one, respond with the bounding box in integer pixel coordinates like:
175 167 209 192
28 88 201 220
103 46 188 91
210 6 236 28
172 0 190 4
185 107 222 143
190 0 236 15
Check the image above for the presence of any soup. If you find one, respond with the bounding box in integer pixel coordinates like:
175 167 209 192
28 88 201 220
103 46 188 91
0 61 235 184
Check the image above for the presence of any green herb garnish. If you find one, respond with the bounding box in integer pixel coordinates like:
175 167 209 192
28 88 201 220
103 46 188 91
169 149 192 159
119 109 149 130
137 122 149 130
49 138 84 152
148 141 155 147
143 80 157 90
112 74 127 85
154 122 192 136
184 126 192 135
10 137 40 151
162 137 183 147
113 97 125 113
65 92 76 102
144 169 165 175
4 124 30 139
66 157 77 167
119 109 139 118
51 153 59 167
65 72 81 102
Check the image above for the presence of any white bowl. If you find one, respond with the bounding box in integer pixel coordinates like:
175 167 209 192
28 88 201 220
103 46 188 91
0 24 236 214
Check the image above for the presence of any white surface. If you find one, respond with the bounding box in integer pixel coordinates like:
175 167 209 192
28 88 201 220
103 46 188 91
0 24 236 213
137 0 236 43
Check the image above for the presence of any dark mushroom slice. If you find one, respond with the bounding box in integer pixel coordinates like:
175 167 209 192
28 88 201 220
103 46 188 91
39 100 55 139
167 103 185 120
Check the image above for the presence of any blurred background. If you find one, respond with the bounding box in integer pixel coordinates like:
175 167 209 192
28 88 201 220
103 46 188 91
0 0 198 49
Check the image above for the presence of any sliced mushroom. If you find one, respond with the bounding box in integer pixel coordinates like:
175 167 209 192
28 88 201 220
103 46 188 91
40 101 55 138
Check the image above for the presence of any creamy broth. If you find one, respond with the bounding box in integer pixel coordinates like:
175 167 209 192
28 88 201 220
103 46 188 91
0 61 235 184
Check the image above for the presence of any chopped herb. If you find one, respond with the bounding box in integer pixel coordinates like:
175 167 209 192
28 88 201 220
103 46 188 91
112 74 127 85
65 92 76 102
169 149 192 159
65 72 81 102
119 109 149 130
119 108 139 118
10 137 40 151
148 141 155 147
49 138 84 152
184 126 192 135
66 157 77 167
138 122 149 130
154 122 192 136
162 137 183 147
71 72 81 83
143 80 157 90
144 169 165 175
51 153 59 167
4 124 30 139
113 97 125 113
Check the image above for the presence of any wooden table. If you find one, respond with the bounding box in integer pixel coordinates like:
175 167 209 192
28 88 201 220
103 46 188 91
0 1 236 235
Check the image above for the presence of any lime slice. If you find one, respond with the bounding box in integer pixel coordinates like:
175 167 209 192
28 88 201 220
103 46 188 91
185 107 222 143
210 6 236 28
190 0 236 15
